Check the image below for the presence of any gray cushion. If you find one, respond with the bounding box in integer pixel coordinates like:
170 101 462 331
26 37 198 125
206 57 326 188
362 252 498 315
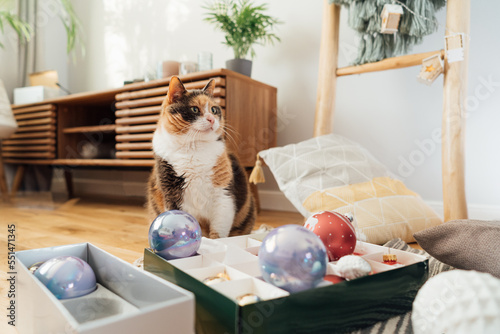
413 219 500 278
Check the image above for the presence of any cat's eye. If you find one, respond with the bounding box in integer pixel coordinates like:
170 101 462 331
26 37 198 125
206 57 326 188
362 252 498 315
211 106 220 115
190 106 200 114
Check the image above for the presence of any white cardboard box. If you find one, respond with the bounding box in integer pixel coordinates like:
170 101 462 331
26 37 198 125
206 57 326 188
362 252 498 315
16 243 195 334
13 86 61 105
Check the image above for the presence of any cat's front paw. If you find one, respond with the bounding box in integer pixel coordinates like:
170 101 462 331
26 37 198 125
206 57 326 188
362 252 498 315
209 231 220 239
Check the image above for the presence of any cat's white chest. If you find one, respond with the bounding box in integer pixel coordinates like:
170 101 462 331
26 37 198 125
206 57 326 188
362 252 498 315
172 144 221 211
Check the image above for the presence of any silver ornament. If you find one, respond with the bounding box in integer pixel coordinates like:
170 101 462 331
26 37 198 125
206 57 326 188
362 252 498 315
336 255 372 280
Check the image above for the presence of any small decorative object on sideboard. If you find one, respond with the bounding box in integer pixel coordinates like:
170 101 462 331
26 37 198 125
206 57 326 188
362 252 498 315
204 0 282 77
157 60 180 78
198 51 213 71
13 85 61 105
179 61 198 75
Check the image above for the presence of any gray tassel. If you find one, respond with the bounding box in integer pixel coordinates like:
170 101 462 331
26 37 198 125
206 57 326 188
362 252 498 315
354 34 367 65
348 2 366 31
368 32 385 62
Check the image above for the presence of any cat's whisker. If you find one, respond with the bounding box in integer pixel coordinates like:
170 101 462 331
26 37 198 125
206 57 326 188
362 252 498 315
222 127 238 149
223 123 240 138
190 129 201 149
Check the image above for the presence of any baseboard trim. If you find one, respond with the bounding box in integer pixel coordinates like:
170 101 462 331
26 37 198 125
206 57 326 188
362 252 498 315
54 178 500 220
258 190 298 213
259 190 500 220
52 177 146 198
426 201 500 221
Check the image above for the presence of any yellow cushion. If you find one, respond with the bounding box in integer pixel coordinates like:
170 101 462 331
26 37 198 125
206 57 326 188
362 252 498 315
259 134 443 245
303 177 442 244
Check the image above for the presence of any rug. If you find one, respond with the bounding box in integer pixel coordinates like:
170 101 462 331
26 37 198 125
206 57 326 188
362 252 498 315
351 238 454 334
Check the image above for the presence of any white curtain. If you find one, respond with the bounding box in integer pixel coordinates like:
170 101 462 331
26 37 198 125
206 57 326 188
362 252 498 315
0 79 17 138
3 0 53 193
18 0 38 87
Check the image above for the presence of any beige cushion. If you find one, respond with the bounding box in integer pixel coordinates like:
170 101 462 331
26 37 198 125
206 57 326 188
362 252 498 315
414 220 500 278
259 134 442 245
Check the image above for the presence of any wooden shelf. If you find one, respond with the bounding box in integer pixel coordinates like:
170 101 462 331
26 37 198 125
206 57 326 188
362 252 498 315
336 50 445 77
63 125 116 134
4 158 154 167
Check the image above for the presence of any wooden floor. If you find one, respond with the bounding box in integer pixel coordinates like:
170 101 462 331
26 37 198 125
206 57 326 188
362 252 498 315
0 192 303 333
0 193 304 262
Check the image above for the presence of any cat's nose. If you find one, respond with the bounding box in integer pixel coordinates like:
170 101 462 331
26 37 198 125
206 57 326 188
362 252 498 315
206 114 215 125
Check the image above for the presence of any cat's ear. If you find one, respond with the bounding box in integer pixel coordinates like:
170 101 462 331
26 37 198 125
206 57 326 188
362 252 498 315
202 79 216 96
166 76 186 104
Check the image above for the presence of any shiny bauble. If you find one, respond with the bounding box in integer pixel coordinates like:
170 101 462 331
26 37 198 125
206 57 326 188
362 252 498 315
148 210 202 260
336 255 371 280
34 256 96 299
28 261 45 274
259 224 327 293
304 211 357 261
412 270 500 334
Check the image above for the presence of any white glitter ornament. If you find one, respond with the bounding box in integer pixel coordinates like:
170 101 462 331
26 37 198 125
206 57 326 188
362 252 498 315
336 255 372 280
412 270 500 334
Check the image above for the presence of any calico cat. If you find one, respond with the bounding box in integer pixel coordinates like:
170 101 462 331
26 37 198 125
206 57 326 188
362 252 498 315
146 76 256 238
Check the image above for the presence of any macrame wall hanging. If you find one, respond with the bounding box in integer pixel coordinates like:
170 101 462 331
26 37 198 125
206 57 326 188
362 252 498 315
328 0 447 65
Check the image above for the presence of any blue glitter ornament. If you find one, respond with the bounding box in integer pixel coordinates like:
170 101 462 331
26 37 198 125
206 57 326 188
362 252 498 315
34 256 97 299
259 225 328 293
148 210 202 260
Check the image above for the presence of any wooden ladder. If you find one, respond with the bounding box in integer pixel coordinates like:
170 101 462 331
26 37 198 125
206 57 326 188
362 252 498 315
314 0 470 222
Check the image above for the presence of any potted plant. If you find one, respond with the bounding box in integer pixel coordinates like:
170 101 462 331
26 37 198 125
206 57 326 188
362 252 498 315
0 0 84 57
204 0 282 77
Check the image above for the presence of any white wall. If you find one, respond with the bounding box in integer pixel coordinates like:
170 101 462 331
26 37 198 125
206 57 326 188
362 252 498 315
3 1 500 217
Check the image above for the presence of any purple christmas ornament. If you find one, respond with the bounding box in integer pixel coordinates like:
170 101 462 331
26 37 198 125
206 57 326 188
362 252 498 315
259 225 327 293
34 256 97 299
148 210 202 260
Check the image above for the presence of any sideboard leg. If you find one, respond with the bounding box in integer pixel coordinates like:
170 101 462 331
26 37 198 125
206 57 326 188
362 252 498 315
64 169 75 199
11 165 25 197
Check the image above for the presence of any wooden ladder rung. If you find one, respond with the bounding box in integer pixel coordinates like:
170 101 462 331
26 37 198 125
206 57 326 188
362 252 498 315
336 50 445 77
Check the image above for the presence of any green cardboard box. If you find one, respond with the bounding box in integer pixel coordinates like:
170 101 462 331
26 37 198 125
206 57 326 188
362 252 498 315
144 234 428 334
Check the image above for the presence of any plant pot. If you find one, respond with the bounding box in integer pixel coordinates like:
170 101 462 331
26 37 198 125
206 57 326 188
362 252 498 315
225 58 252 77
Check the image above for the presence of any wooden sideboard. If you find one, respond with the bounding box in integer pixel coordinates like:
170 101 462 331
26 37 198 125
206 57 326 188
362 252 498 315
1 69 277 195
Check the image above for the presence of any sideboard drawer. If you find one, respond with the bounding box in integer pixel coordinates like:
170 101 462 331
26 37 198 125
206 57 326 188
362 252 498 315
2 104 57 159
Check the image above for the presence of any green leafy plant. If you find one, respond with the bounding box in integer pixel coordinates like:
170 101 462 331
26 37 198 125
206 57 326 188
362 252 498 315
0 0 83 56
204 0 282 59
0 8 32 47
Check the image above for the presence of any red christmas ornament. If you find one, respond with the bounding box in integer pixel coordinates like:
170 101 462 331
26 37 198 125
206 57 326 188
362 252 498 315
304 211 357 261
324 275 346 284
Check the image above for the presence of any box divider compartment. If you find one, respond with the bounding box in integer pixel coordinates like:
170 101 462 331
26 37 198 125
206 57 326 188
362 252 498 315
144 238 429 334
